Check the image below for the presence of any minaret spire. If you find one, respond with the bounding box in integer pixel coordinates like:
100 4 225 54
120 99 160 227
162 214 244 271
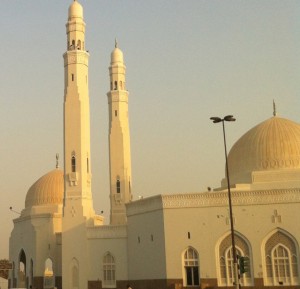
107 43 133 225
273 99 277 116
56 153 59 169
115 38 118 48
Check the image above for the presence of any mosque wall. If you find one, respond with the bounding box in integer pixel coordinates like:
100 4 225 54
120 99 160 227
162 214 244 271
124 191 300 288
127 202 167 280
87 225 128 281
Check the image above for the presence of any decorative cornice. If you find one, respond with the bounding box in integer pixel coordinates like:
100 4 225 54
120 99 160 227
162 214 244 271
107 92 128 103
87 225 127 239
66 22 85 34
63 51 89 67
127 189 300 216
14 212 62 224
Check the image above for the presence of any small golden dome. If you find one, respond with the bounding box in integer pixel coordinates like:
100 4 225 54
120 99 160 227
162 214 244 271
25 169 64 208
228 116 300 184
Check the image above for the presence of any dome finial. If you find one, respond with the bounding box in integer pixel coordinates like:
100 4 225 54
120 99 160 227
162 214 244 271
273 99 277 117
115 38 118 48
56 153 59 169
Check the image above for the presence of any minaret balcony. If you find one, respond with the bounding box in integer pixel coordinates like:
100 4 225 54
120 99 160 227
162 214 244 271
63 50 89 67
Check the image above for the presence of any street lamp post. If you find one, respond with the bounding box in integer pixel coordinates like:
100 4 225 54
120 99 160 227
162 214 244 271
210 115 239 289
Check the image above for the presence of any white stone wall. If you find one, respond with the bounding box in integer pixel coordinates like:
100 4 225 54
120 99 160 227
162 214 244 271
127 197 167 280
9 213 62 286
126 190 300 285
87 225 128 281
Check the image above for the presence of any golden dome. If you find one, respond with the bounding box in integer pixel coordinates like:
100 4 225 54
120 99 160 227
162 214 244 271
228 116 300 184
25 169 64 208
68 0 83 20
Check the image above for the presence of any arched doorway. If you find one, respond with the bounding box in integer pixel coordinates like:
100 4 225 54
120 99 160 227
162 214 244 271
18 249 27 288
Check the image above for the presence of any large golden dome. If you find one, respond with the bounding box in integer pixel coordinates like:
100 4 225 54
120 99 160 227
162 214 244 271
25 169 64 208
228 116 300 185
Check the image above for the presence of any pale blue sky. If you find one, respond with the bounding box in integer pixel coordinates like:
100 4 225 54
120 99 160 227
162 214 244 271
0 0 299 258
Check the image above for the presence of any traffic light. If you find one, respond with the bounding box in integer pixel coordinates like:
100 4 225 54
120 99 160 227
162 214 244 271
239 256 250 274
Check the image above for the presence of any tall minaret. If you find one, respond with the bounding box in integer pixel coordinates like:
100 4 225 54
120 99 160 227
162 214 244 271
107 41 133 225
62 2 94 289
63 0 94 218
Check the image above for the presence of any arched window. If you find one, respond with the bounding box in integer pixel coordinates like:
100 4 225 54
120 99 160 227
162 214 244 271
72 40 75 50
218 233 252 286
264 231 299 286
72 266 79 289
183 247 199 286
103 252 116 288
114 81 117 90
69 259 79 289
273 245 290 284
224 246 243 285
44 258 54 289
116 180 120 193
77 40 81 50
71 155 76 172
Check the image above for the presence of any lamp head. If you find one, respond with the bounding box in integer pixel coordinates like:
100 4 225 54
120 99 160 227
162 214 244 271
224 115 236 122
210 117 222 123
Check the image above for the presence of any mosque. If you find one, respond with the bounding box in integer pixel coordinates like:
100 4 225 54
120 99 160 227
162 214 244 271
8 1 300 289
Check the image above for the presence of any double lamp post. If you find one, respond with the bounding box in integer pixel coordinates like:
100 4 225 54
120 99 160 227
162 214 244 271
210 115 239 289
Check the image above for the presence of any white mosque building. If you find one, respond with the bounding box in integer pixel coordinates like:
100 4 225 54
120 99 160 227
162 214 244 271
9 1 300 289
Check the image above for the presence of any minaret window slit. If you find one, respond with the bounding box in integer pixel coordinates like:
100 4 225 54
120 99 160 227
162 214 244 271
72 74 74 81
114 81 117 90
71 156 76 172
116 180 120 193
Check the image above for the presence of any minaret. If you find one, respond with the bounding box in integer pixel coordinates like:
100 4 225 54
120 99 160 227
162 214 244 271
63 0 94 218
62 2 94 289
107 41 133 225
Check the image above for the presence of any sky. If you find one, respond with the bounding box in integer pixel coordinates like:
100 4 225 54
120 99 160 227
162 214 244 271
0 0 299 258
